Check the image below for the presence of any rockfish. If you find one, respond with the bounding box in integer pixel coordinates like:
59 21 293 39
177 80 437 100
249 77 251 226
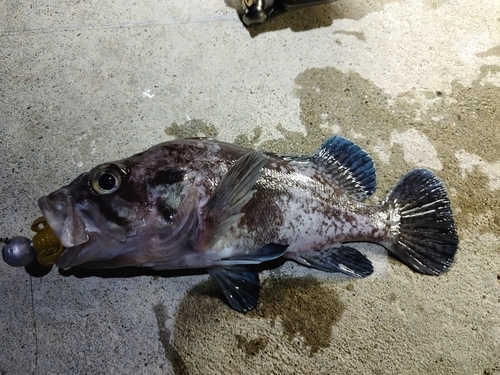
38 136 458 312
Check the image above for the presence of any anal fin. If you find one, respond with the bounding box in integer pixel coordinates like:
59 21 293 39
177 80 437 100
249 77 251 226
295 246 373 278
207 265 260 313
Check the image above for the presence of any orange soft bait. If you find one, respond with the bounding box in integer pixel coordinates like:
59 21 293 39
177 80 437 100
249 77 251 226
31 217 66 266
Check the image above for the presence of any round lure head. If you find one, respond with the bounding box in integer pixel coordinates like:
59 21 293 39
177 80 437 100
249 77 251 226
2 236 36 267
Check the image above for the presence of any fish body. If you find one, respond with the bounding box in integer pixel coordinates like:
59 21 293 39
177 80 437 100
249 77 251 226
38 136 458 312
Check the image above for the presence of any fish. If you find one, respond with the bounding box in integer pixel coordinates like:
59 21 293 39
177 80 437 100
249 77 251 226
38 136 459 312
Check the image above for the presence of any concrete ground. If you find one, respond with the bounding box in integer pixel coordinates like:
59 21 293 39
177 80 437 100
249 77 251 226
1 0 499 374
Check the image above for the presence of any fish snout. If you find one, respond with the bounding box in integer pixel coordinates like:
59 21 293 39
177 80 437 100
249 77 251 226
38 190 89 248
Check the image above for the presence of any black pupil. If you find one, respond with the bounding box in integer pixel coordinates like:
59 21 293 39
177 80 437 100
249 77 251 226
98 173 117 190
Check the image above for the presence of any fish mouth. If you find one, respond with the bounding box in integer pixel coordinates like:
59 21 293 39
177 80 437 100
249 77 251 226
38 190 89 249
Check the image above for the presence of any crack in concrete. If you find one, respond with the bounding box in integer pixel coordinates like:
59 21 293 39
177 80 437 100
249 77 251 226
152 302 188 375
29 277 38 375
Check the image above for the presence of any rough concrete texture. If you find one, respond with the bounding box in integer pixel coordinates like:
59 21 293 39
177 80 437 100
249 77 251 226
1 0 499 374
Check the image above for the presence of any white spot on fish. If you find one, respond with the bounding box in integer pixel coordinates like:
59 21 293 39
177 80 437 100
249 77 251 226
455 150 500 190
390 129 442 170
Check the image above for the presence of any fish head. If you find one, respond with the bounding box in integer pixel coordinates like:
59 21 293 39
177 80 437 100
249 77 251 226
37 155 191 269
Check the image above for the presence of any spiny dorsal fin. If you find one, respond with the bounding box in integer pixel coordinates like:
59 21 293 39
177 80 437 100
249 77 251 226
310 136 376 201
272 136 376 200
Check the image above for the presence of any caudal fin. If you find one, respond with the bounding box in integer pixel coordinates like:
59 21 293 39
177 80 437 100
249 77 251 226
382 169 458 275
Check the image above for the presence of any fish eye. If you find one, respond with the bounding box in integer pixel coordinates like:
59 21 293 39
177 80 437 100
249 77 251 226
90 164 126 195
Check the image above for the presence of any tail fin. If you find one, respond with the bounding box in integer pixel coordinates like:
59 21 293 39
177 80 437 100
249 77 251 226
382 169 458 275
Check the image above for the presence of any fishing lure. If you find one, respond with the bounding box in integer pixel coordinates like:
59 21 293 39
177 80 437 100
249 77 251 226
2 217 64 267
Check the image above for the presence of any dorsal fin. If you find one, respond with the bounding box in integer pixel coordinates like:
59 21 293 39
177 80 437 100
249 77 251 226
310 136 376 201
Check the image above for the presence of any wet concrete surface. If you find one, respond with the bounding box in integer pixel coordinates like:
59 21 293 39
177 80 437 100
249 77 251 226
1 0 500 374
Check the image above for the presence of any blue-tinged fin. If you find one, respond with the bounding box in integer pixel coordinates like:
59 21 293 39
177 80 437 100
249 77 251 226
381 169 458 275
218 243 288 266
294 246 374 278
199 151 268 250
277 136 376 201
311 136 376 201
207 265 260 313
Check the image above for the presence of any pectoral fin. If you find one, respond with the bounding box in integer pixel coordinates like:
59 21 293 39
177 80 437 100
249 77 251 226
294 246 374 277
218 243 288 266
207 265 260 313
199 151 268 250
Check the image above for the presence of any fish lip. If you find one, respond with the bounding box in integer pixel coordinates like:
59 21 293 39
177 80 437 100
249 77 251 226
38 191 90 248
